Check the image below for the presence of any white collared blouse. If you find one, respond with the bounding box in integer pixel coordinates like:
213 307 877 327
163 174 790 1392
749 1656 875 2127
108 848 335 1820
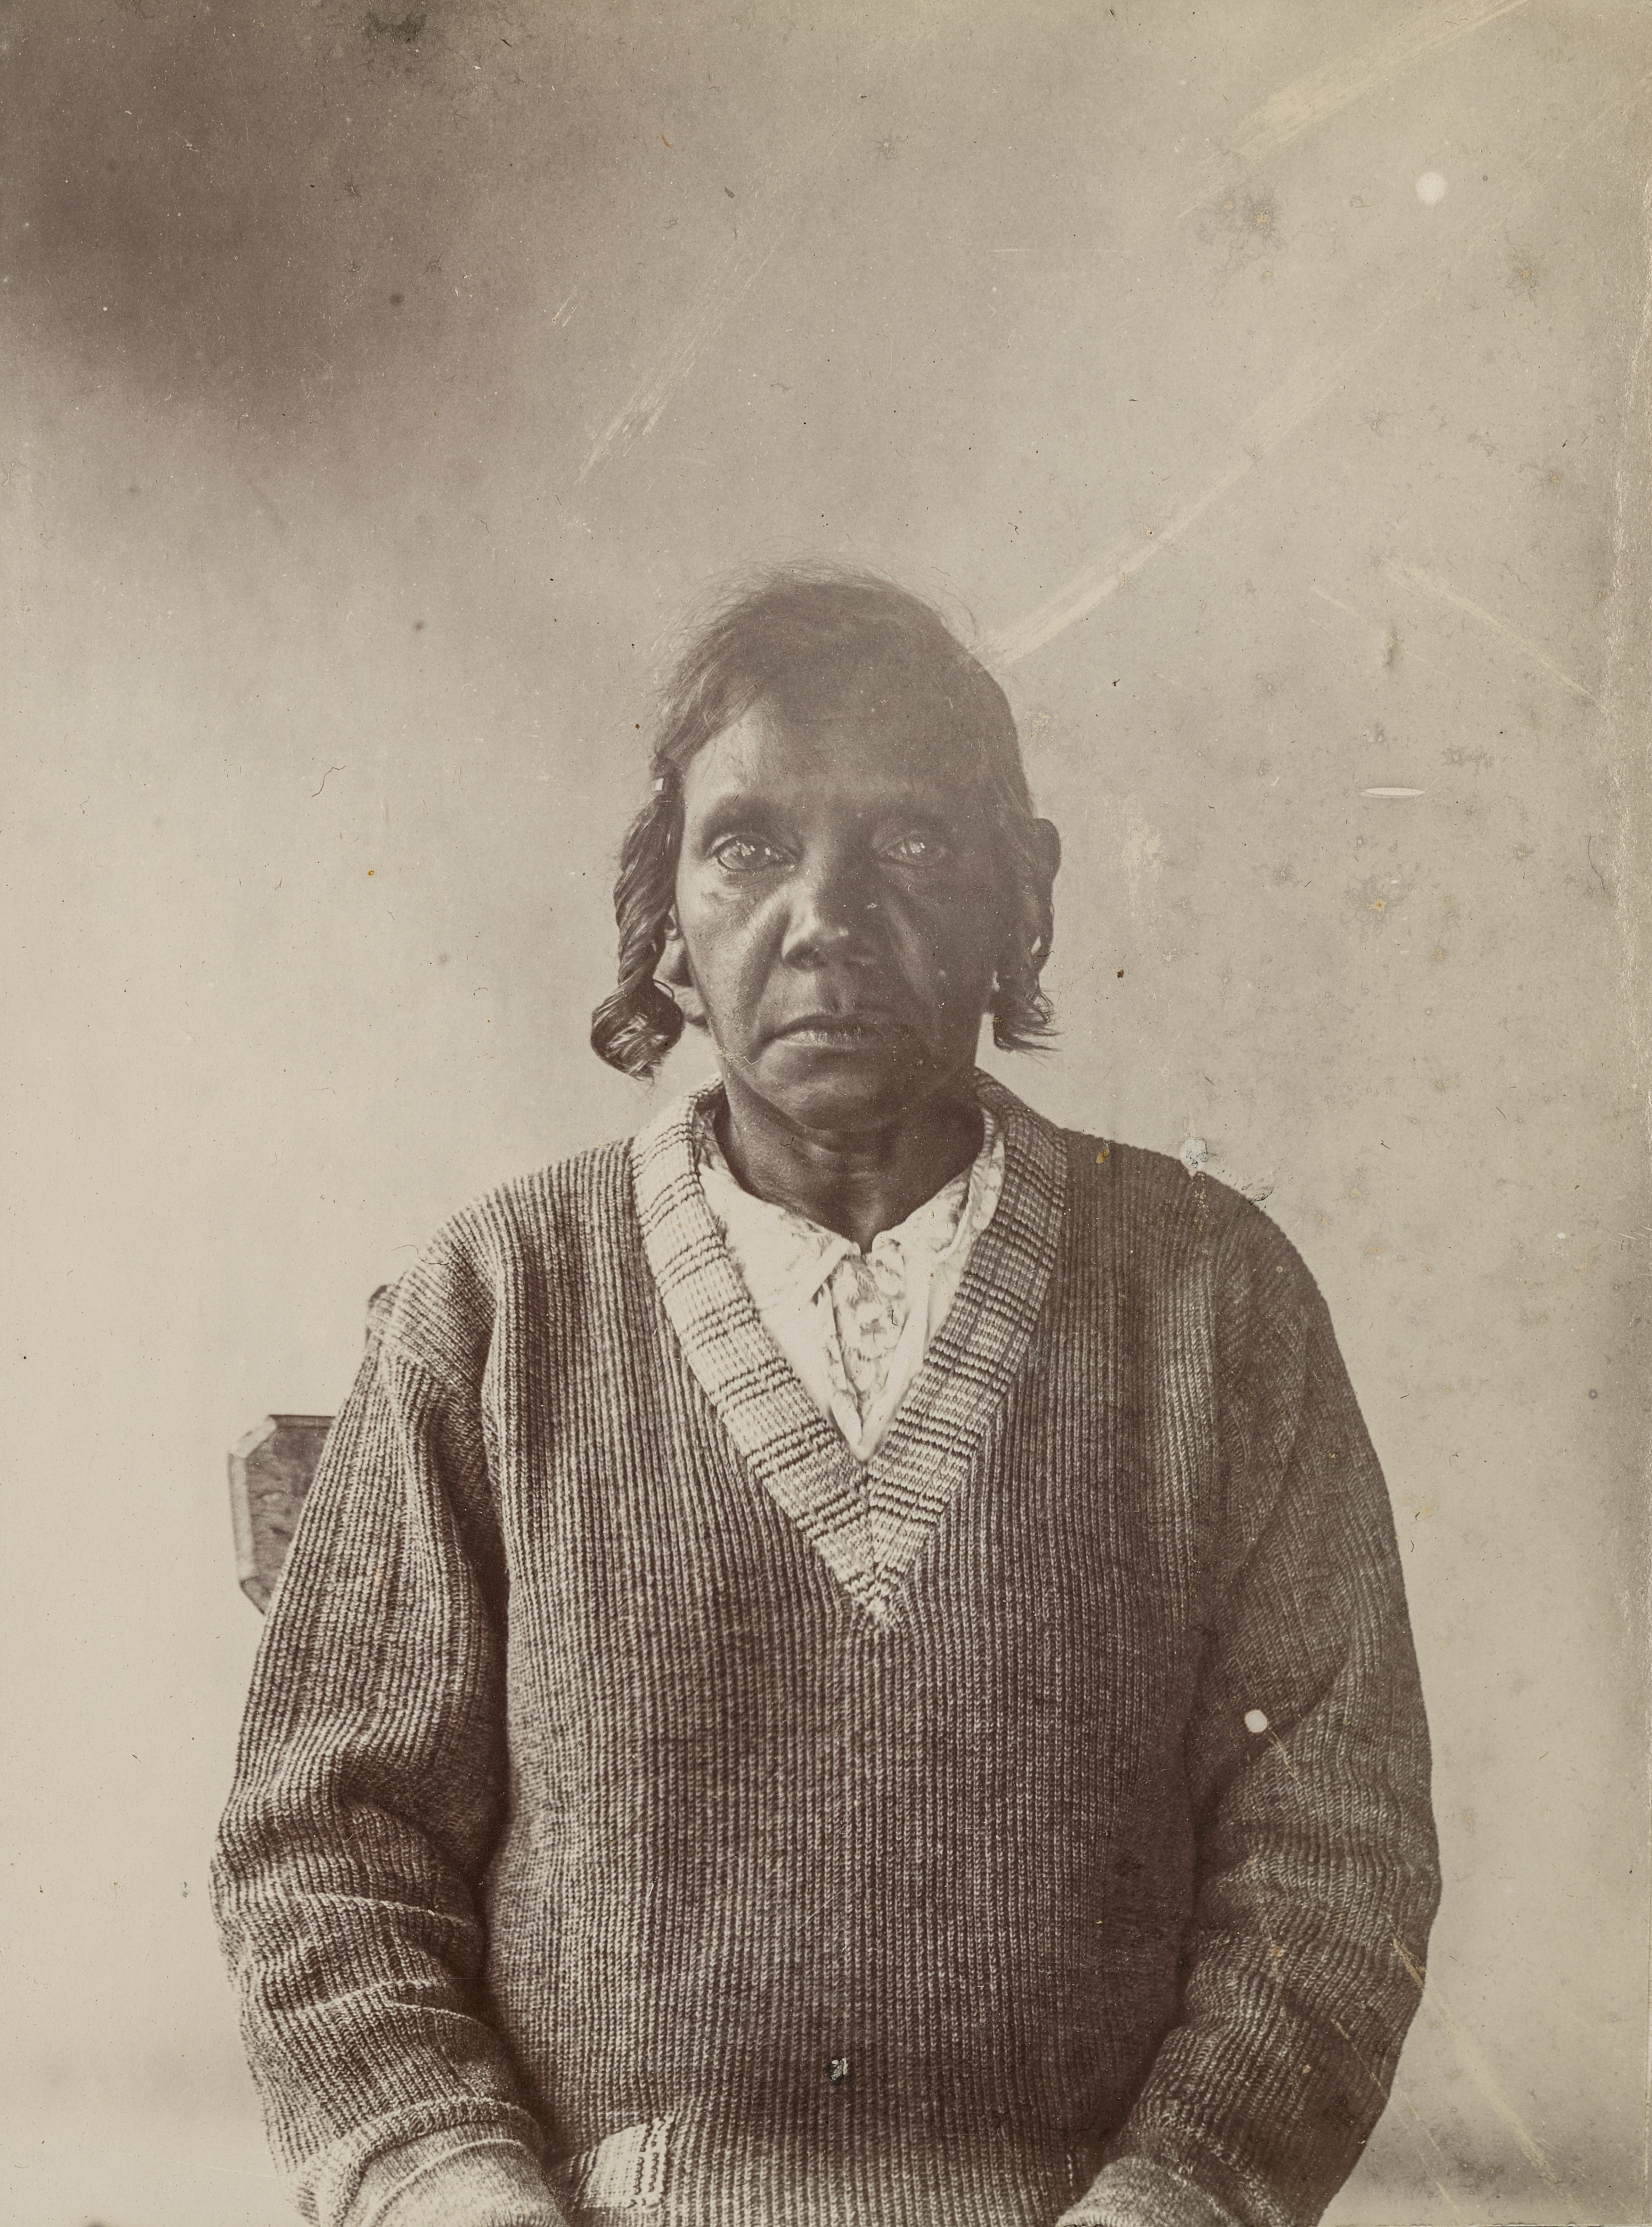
694 1104 1005 1463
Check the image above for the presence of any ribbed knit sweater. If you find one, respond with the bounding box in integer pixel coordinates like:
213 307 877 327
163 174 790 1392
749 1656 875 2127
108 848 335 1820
213 1075 1439 2227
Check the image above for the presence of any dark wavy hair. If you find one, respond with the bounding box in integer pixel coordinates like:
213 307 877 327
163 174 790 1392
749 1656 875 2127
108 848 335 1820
590 564 1056 1079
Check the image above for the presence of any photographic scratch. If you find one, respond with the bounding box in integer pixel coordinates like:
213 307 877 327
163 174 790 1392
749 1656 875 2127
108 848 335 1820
1391 563 1602 707
991 307 1434 661
988 452 1256 662
577 126 842 485
1329 2012 1471 2222
1392 1938 1568 2193
1309 585 1370 627
1362 788 1426 799
1311 585 1444 677
989 67 1652 668
1202 0 1529 192
578 218 787 482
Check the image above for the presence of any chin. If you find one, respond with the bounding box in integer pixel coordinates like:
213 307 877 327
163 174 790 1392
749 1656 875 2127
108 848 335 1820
749 1042 964 1134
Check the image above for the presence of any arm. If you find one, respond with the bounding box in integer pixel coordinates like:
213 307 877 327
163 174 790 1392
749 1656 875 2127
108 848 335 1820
211 1245 570 2227
1062 1209 1442 2227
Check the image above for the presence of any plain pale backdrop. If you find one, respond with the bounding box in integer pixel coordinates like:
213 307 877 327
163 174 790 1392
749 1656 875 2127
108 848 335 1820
3 2 1649 2221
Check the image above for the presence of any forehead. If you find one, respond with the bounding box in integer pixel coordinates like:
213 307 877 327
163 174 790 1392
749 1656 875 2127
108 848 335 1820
684 688 987 813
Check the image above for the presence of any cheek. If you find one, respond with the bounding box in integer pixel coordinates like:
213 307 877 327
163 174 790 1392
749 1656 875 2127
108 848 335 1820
895 901 1002 1012
927 881 1006 964
675 881 767 996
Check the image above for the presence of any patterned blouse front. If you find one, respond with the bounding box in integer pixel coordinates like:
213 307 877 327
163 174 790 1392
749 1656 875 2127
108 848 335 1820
694 1104 1005 1463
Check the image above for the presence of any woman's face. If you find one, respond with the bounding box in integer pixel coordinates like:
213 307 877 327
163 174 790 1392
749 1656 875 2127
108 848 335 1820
671 684 1012 1137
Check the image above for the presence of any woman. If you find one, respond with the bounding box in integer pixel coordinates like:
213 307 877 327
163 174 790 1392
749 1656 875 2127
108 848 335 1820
214 568 1439 2227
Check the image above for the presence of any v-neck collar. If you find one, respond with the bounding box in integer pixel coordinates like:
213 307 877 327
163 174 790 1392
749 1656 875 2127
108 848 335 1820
631 1071 1069 1626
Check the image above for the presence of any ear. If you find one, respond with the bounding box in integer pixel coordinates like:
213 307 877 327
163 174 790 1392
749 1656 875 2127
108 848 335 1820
657 912 708 1030
1030 817 1061 894
657 912 692 987
1013 817 1061 962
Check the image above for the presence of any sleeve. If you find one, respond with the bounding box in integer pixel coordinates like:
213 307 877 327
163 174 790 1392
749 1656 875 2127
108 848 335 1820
210 1245 572 2227
1060 1205 1442 2227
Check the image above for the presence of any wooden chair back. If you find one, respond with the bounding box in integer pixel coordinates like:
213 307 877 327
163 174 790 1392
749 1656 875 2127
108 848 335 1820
227 1284 399 1610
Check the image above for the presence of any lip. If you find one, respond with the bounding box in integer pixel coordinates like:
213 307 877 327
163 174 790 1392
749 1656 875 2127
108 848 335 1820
769 1012 909 1044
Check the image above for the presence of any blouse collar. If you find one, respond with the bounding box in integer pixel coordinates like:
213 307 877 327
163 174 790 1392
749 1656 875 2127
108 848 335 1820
692 1099 1005 1318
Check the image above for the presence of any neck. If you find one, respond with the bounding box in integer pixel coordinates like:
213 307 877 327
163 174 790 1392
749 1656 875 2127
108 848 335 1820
716 1073 985 1251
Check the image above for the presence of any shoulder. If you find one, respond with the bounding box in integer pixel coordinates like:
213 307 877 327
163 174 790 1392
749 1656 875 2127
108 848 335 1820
443 1134 640 1262
1046 1119 1351 1477
982 1072 1314 1297
377 1133 641 1386
1023 1108 1329 1381
1058 1117 1303 1272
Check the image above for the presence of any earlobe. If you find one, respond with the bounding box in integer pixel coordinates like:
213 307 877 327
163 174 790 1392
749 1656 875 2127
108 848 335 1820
1014 822 1059 964
1023 819 1059 966
657 914 693 988
656 917 708 1029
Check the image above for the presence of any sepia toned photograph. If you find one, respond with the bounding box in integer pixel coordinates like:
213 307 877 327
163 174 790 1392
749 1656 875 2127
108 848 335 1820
3 4 1648 2225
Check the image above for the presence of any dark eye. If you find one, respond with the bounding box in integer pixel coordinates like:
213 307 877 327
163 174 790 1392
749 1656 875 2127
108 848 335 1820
882 832 948 866
711 834 788 873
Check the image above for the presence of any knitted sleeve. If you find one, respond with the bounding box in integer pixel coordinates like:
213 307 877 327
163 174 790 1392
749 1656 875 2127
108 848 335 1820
210 1230 570 2227
1062 1202 1442 2227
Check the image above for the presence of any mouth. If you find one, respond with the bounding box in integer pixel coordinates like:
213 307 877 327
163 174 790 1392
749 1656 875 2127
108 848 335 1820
769 1012 910 1048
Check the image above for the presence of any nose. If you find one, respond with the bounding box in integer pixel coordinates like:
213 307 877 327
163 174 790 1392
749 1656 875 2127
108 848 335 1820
779 848 879 969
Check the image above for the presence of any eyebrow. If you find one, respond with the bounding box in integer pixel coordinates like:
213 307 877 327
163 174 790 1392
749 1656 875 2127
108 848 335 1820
686 776 968 822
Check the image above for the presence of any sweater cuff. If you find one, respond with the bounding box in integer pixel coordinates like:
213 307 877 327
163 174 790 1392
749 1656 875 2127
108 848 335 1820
1056 2154 1241 2227
345 2132 573 2227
